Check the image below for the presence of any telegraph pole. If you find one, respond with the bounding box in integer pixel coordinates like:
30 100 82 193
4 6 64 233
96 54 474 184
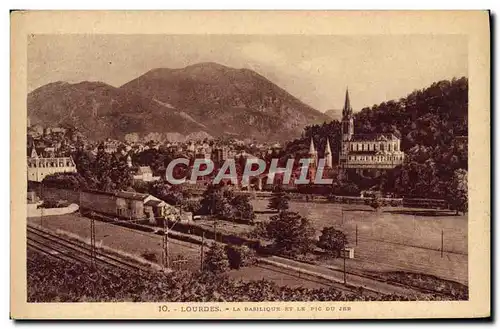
441 229 444 258
213 218 217 242
165 219 170 269
343 236 347 285
162 219 166 271
200 232 205 271
355 225 358 246
90 216 96 269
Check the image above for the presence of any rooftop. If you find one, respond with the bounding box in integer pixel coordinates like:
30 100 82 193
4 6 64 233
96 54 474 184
350 133 399 142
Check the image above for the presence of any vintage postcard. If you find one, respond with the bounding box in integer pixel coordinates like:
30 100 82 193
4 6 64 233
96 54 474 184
10 11 490 319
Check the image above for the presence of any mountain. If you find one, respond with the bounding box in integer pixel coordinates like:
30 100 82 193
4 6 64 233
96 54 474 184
120 62 330 141
28 63 330 142
27 81 207 141
324 109 342 120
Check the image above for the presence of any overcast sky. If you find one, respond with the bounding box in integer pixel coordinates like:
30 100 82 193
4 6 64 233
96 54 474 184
28 34 468 113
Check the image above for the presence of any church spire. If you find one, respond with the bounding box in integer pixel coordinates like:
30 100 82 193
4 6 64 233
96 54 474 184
309 137 317 155
342 87 353 118
325 138 332 155
341 87 354 142
325 138 333 168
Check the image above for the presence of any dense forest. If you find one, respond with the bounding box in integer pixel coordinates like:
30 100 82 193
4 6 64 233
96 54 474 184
281 77 468 199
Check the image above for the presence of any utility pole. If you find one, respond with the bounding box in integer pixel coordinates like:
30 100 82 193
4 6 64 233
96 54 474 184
341 207 344 225
162 219 166 271
213 218 217 242
355 225 358 246
90 217 96 269
343 236 347 285
441 229 444 258
200 232 205 271
166 219 170 269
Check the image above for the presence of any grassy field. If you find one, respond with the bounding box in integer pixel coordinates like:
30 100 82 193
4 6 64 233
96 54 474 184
28 214 202 271
27 214 337 290
251 199 468 284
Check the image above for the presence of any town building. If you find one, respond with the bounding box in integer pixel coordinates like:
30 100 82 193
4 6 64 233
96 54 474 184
133 166 161 182
126 155 161 182
79 189 175 224
27 147 77 182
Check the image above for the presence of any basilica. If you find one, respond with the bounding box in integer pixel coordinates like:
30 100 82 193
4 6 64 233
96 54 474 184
338 89 405 175
306 89 405 179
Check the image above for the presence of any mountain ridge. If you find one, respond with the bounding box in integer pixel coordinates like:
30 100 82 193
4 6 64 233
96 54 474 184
28 62 331 142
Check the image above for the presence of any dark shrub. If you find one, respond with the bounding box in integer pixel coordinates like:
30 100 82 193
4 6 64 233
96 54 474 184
225 244 257 269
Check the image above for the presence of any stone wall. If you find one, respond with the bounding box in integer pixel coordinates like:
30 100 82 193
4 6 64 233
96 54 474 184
27 203 79 218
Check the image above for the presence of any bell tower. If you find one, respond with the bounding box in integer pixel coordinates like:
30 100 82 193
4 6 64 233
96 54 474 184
325 138 333 168
341 88 354 141
308 137 318 181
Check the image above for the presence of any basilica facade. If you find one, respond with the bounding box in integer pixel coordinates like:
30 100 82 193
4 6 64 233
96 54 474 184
338 89 405 175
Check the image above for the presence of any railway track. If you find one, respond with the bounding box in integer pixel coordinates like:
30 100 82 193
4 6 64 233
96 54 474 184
253 263 379 297
27 225 151 275
323 263 462 298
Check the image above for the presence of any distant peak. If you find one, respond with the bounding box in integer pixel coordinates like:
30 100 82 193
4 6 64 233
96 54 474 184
29 80 115 94
183 62 232 71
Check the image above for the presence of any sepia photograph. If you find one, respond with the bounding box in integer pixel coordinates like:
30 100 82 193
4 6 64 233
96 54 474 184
10 11 490 320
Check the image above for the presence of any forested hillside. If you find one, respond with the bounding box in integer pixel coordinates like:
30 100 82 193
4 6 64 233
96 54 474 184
282 77 468 199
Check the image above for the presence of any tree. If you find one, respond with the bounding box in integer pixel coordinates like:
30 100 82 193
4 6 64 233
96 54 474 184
231 195 256 222
266 211 315 256
200 184 225 216
204 243 230 274
447 169 468 215
108 154 133 191
150 182 184 206
182 199 202 215
42 172 88 191
267 186 290 213
73 149 97 188
225 244 257 269
317 226 347 257
246 221 269 240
